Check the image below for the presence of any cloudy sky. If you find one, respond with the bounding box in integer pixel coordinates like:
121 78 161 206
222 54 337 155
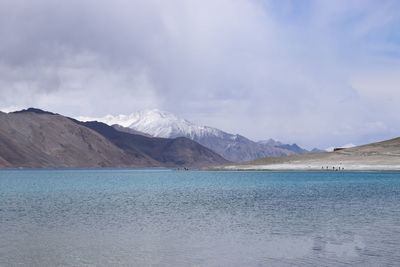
0 0 399 148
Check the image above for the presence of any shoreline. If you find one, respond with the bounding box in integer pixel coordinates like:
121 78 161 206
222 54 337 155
1 165 400 172
217 163 400 172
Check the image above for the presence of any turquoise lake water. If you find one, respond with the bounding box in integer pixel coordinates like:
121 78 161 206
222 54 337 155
0 169 400 266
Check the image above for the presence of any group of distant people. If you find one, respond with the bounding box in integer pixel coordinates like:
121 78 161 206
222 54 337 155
322 166 344 171
175 167 190 171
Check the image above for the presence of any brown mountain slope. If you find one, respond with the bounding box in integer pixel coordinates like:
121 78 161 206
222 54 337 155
0 111 156 168
220 137 400 171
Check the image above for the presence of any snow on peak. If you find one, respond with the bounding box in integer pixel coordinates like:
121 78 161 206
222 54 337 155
127 109 223 139
77 109 224 139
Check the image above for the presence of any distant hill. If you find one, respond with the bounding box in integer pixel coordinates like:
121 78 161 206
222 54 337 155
76 120 228 167
0 110 147 168
0 109 228 168
220 137 400 171
111 124 152 137
79 109 308 162
12 107 58 115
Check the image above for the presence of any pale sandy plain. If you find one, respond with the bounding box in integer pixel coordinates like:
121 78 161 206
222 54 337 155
218 137 400 171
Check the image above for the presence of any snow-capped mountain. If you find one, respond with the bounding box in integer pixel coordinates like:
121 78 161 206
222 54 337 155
78 109 308 162
128 109 225 139
79 109 226 139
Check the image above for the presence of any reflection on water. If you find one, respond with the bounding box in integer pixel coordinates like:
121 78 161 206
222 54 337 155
0 170 400 266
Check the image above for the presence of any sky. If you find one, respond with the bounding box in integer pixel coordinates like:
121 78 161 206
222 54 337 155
0 0 399 149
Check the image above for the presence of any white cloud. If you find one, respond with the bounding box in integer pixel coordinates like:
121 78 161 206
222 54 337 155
0 0 399 148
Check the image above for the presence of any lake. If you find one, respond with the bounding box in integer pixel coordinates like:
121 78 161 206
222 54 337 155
1 169 400 266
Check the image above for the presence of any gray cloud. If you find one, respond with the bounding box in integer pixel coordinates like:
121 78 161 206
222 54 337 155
0 0 400 148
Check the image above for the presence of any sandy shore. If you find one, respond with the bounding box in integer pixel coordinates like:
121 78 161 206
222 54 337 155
222 163 400 171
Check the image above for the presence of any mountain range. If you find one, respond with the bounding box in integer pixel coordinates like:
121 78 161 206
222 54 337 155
79 109 308 162
1 108 398 170
0 108 227 168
